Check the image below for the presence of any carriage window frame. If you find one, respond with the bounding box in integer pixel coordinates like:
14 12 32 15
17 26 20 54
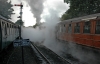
7 23 9 35
2 22 4 26
9 24 11 35
74 23 80 33
7 23 9 28
83 21 91 33
67 24 72 33
63 24 66 33
4 23 7 35
12 25 13 34
59 25 62 32
95 20 100 34
10 24 12 34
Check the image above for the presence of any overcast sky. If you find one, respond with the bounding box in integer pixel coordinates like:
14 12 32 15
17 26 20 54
10 0 69 27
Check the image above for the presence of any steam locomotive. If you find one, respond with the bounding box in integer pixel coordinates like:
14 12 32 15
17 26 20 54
0 15 19 51
56 13 100 49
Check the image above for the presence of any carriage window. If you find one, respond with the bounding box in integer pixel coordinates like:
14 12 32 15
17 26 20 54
59 25 63 32
74 23 80 33
10 24 12 28
12 25 13 28
2 22 4 26
12 25 13 34
95 21 100 34
68 24 72 33
83 21 91 33
7 23 9 35
5 24 7 35
63 24 66 33
7 23 9 28
15 26 17 33
10 25 12 34
59 25 66 33
9 24 11 34
59 25 62 32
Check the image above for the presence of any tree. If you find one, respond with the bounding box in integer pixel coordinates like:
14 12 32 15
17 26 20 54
15 19 24 26
62 0 100 20
33 23 38 28
33 22 45 28
0 0 14 19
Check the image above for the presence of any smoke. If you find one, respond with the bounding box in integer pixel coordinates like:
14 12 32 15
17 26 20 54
61 42 100 64
22 27 45 43
11 0 100 64
22 0 100 64
10 0 45 26
22 0 69 53
22 0 69 48
21 0 70 60
22 8 67 55
22 8 60 45
25 0 45 24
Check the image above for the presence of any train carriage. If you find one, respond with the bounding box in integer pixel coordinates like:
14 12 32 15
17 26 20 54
0 15 19 51
57 13 100 49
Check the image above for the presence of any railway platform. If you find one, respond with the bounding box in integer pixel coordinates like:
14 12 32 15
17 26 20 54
0 44 37 64
0 38 72 64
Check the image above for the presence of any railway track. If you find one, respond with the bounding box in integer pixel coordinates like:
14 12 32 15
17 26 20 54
30 42 72 64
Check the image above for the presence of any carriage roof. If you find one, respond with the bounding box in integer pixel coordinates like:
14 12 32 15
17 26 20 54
59 13 100 24
0 15 18 26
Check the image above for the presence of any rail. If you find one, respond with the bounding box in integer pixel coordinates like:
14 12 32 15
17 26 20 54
30 42 51 64
30 42 73 64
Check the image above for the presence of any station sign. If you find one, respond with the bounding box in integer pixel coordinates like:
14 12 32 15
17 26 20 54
13 39 30 47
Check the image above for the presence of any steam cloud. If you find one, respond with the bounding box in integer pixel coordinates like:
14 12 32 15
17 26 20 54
9 0 100 64
10 0 100 64
25 0 45 24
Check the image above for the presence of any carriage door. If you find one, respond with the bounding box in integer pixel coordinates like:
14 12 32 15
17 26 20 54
2 22 7 49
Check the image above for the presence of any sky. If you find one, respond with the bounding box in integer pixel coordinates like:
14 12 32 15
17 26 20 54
10 0 69 27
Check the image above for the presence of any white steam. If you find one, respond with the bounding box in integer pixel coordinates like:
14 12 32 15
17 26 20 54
25 0 45 24
10 0 100 64
21 0 69 54
22 27 45 43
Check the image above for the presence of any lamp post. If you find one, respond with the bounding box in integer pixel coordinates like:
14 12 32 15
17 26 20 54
14 3 23 38
14 3 24 64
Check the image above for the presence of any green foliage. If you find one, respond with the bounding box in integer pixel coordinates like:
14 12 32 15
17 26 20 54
62 0 100 20
0 0 14 19
61 13 71 20
64 0 70 4
33 22 44 28
15 19 24 26
33 23 39 28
